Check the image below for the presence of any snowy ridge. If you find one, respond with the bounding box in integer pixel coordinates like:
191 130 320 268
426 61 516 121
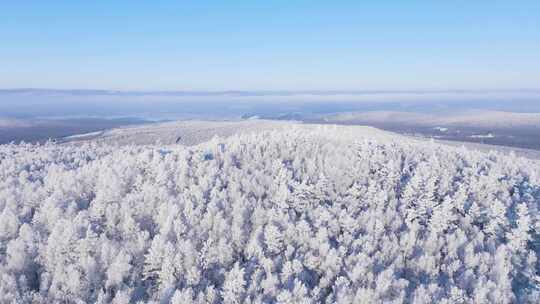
0 125 539 303
325 110 540 128
64 131 104 140
64 120 294 146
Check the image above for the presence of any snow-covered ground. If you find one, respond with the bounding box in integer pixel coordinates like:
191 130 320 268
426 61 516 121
434 126 449 132
63 130 104 140
400 133 540 160
63 119 540 160
63 119 295 146
324 110 540 129
470 133 495 139
1 121 539 303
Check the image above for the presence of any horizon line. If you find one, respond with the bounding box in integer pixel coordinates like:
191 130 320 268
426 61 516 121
2 88 540 97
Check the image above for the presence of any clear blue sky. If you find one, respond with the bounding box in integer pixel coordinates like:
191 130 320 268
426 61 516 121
1 1 539 91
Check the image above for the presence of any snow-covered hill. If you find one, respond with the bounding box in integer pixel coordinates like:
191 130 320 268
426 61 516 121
62 119 540 160
323 110 540 129
62 120 294 146
1 124 539 303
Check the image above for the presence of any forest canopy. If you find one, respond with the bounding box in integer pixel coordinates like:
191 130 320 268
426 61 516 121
0 126 539 303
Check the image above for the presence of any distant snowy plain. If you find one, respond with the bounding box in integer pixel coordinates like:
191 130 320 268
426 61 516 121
1 121 539 303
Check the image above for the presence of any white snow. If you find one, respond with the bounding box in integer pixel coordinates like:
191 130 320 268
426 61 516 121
325 110 540 128
470 133 495 139
64 130 104 139
434 126 448 132
1 122 539 303
64 119 293 146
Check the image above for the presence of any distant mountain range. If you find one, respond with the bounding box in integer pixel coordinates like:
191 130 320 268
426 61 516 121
2 88 540 97
319 110 540 128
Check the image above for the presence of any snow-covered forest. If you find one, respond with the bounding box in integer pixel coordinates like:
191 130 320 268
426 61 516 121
0 125 539 303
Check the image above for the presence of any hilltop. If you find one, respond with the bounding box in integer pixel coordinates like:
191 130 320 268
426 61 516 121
1 123 539 303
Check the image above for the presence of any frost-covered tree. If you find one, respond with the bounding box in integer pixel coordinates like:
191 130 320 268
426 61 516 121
0 125 539 303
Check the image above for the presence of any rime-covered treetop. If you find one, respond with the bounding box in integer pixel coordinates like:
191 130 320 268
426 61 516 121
0 126 539 303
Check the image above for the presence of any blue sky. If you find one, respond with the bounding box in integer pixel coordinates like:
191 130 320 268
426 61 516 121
1 1 539 91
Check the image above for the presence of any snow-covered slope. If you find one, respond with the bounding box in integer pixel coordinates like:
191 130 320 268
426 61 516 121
63 120 294 146
324 110 540 128
63 119 540 159
1 124 540 303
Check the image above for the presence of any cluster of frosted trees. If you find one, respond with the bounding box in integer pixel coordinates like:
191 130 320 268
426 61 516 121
0 126 539 303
